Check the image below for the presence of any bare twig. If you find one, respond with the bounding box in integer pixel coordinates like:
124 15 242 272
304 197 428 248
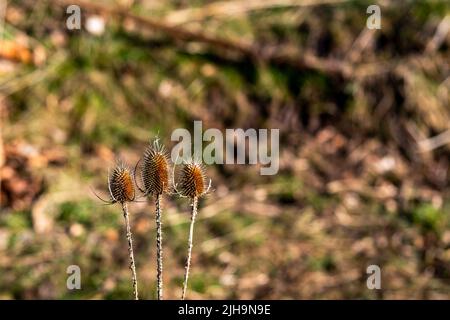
346 28 376 63
425 15 450 53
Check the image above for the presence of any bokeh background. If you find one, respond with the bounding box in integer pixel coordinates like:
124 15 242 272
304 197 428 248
1 0 450 299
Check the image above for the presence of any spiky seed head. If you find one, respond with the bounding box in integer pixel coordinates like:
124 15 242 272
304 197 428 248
108 162 135 203
178 161 207 198
141 139 170 196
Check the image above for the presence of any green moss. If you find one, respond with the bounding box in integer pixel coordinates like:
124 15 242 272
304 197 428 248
58 201 94 226
269 175 303 204
190 274 220 294
308 254 337 272
0 211 31 231
412 203 447 234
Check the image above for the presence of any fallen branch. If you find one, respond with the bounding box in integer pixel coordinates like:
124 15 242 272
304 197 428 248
164 0 350 25
49 0 395 78
418 129 450 152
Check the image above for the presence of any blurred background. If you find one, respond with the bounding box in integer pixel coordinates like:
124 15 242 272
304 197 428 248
1 0 450 299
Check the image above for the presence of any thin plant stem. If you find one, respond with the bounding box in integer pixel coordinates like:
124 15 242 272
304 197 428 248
155 194 163 300
181 196 198 300
122 202 139 300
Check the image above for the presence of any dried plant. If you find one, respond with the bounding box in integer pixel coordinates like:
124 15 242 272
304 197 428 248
93 161 139 300
136 139 170 300
174 159 211 300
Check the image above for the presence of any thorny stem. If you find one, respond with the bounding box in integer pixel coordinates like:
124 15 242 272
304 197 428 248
122 202 139 300
155 194 163 300
181 196 198 300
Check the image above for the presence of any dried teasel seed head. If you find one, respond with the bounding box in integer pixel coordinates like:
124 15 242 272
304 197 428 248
108 162 135 203
178 161 208 198
141 139 170 196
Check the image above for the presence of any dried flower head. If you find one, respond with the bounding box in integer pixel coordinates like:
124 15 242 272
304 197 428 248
176 160 211 198
108 162 136 203
93 161 135 204
139 139 170 196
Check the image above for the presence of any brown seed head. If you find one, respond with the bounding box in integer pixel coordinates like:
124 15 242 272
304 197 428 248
141 140 170 196
178 161 207 198
108 162 135 203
